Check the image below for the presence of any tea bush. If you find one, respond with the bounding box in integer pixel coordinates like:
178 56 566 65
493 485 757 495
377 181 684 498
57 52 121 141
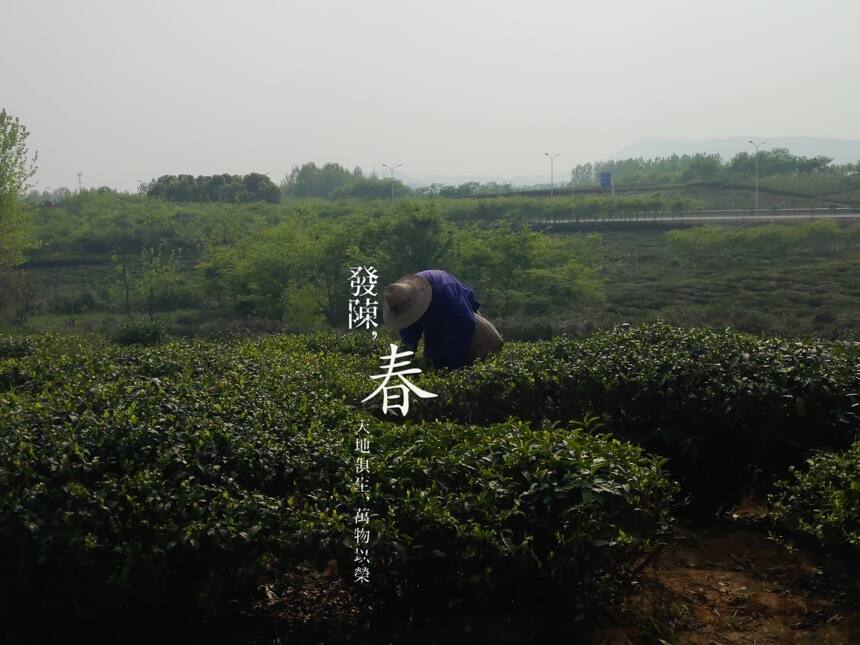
4 324 856 631
8 324 858 508
0 332 677 627
361 418 677 612
769 442 860 555
0 334 35 358
382 322 860 503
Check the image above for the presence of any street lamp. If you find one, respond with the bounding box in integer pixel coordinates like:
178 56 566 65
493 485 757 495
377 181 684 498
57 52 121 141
544 153 560 197
381 163 402 202
748 139 766 211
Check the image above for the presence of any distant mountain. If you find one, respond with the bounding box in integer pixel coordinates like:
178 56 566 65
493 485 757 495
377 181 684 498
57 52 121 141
614 136 860 164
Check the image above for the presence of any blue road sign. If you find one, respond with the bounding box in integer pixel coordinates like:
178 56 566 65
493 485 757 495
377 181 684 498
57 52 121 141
599 172 612 189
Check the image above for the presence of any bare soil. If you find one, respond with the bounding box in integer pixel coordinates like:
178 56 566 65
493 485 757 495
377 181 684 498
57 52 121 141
590 500 860 644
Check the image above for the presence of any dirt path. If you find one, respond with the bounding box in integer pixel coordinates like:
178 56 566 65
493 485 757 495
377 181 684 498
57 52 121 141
592 506 860 644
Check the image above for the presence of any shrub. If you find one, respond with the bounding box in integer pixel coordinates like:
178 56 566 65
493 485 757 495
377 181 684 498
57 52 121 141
359 417 678 613
0 334 34 358
0 333 677 629
769 442 860 555
3 323 857 635
109 317 168 345
385 322 860 504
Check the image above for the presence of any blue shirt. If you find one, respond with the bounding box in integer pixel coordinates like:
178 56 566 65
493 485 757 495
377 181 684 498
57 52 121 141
398 269 480 369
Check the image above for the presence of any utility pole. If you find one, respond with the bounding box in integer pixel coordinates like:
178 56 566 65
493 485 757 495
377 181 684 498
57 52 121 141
76 172 83 194
381 163 402 202
748 139 766 211
544 153 560 197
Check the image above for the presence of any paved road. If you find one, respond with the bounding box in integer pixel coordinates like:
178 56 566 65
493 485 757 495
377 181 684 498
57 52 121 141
547 212 860 225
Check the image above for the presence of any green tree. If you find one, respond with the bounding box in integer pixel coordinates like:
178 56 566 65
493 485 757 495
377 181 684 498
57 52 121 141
682 154 722 181
111 247 135 316
370 203 454 280
455 222 604 317
138 244 181 320
146 173 280 203
456 221 536 315
312 219 375 326
0 109 39 268
524 234 604 314
280 162 356 198
198 222 318 320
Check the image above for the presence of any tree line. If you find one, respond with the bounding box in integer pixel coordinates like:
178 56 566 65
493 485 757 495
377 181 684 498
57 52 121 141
197 204 604 327
143 173 281 204
4 186 610 330
571 149 860 188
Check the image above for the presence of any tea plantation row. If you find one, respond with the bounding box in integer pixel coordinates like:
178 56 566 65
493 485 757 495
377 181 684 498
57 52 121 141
361 322 860 505
1 324 858 630
0 332 676 628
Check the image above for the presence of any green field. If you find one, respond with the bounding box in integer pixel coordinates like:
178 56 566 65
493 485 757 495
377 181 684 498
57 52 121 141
593 223 860 338
8 197 860 341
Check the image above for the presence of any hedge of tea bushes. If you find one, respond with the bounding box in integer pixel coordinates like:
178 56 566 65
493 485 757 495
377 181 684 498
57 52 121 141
7 324 857 507
768 441 860 556
391 322 860 503
339 417 677 611
0 333 677 623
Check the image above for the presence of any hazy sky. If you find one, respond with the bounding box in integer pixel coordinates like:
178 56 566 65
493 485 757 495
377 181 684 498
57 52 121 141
3 0 859 191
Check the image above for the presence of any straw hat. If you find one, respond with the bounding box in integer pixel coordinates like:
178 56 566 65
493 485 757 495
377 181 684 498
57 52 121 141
382 274 432 330
467 313 504 361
